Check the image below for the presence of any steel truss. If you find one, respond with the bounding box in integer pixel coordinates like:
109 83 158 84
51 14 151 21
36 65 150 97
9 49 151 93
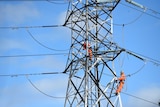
64 0 124 107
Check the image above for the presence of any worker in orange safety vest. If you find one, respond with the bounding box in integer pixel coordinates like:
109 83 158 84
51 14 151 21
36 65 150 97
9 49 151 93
83 42 90 50
83 42 92 60
116 71 126 95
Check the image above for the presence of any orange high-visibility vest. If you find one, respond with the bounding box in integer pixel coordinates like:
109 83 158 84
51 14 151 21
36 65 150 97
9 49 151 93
116 73 125 94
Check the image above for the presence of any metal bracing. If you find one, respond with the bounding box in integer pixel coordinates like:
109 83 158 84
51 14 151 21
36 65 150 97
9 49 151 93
64 0 123 107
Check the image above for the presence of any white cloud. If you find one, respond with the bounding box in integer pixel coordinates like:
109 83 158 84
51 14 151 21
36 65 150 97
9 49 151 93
0 2 39 24
127 86 160 107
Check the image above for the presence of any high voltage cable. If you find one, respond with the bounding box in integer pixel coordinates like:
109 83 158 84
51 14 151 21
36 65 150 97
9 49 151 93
1 72 159 103
116 44 160 66
0 0 67 1
0 53 69 58
26 76 66 99
112 9 145 26
0 71 64 77
46 0 69 4
124 49 160 66
122 92 159 106
1 72 159 104
0 24 64 29
120 2 160 20
103 61 147 78
148 8 160 15
26 29 70 51
0 25 71 51
126 61 146 77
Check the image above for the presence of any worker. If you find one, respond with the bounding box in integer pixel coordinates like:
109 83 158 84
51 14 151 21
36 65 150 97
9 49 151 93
83 42 92 60
83 42 90 50
116 71 126 95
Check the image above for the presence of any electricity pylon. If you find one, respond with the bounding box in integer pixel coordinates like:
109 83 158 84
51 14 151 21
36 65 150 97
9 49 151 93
63 0 144 106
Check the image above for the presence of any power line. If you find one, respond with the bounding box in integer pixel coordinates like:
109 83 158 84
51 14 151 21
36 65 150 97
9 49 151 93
103 61 147 78
126 61 146 77
0 53 68 58
102 61 146 78
26 76 66 99
122 91 159 106
148 8 160 15
124 49 160 66
0 0 67 1
0 71 64 77
46 0 69 4
112 9 145 26
120 2 160 20
115 44 160 66
26 29 70 51
0 25 71 52
0 24 63 29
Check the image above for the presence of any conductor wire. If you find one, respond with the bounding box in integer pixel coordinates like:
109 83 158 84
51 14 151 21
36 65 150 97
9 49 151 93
0 71 64 77
46 0 69 4
0 24 63 29
26 29 69 51
126 60 147 77
26 75 66 99
113 9 145 26
120 2 160 20
121 91 159 106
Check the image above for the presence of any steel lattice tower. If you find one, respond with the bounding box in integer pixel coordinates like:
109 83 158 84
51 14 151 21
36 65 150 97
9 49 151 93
63 0 124 107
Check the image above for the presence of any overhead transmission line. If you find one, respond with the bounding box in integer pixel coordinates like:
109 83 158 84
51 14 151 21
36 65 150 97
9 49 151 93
0 24 63 29
112 9 145 26
0 24 71 52
114 43 160 66
101 46 160 77
0 0 67 1
125 60 147 77
26 76 66 99
26 29 70 51
0 71 64 77
112 1 160 26
46 0 69 4
1 72 159 104
1 72 158 103
102 60 146 78
124 48 160 66
0 53 69 58
120 2 160 20
122 92 159 106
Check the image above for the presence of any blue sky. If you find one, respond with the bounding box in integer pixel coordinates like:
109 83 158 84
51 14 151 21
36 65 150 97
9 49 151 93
0 0 160 107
